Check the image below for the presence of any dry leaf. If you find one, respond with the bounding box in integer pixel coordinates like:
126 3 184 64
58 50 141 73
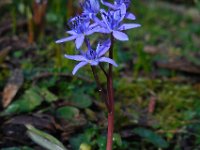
2 69 24 107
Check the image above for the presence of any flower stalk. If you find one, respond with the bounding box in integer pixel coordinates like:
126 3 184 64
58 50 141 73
55 0 140 149
106 34 115 150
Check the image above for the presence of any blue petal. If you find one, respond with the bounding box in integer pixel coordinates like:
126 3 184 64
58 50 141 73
118 3 126 21
125 12 136 20
101 0 117 9
92 15 107 28
101 10 112 31
113 31 129 41
75 35 85 49
113 4 126 22
96 27 111 33
66 30 77 35
56 35 77 43
64 54 87 61
118 23 141 31
86 25 100 35
72 61 88 75
99 57 118 67
89 60 99 66
96 39 111 57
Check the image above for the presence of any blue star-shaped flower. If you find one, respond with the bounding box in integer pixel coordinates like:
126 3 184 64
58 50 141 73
64 39 118 75
98 4 140 41
56 15 99 49
82 0 100 17
101 0 135 20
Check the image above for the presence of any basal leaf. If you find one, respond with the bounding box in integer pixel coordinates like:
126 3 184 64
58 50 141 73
26 125 67 150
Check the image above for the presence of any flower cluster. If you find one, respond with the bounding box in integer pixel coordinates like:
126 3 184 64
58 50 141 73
56 0 140 75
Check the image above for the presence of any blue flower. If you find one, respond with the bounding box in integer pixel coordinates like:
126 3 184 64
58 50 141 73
98 4 140 41
82 0 100 17
64 39 118 75
56 15 99 49
101 0 136 20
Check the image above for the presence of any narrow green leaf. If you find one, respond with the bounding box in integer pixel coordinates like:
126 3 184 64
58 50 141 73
26 125 67 150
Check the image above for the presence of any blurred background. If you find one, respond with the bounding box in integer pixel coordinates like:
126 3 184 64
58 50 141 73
0 0 200 149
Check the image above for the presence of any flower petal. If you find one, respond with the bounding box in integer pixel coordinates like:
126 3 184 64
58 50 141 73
101 0 117 9
64 54 87 61
96 27 111 33
118 3 126 21
56 35 77 43
75 35 85 49
101 10 112 31
92 15 107 28
66 30 77 35
125 12 136 20
96 39 111 57
72 61 88 75
118 23 141 31
99 57 118 67
86 25 100 35
89 60 99 66
113 31 129 41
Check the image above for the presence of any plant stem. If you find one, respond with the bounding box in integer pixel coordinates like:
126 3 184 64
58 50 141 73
106 35 115 150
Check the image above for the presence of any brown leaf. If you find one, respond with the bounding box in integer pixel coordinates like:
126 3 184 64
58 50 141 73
5 114 56 131
0 46 11 63
2 69 24 107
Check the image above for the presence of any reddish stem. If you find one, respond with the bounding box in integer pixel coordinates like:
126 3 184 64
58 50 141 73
106 35 115 150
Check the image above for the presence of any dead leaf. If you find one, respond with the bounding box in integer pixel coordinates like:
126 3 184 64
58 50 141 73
2 69 24 107
5 114 56 131
0 46 11 63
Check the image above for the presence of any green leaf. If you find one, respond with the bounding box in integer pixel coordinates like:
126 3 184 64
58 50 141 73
56 106 79 120
40 88 58 103
1 88 42 116
71 93 92 109
26 125 67 150
113 133 122 147
133 127 169 148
